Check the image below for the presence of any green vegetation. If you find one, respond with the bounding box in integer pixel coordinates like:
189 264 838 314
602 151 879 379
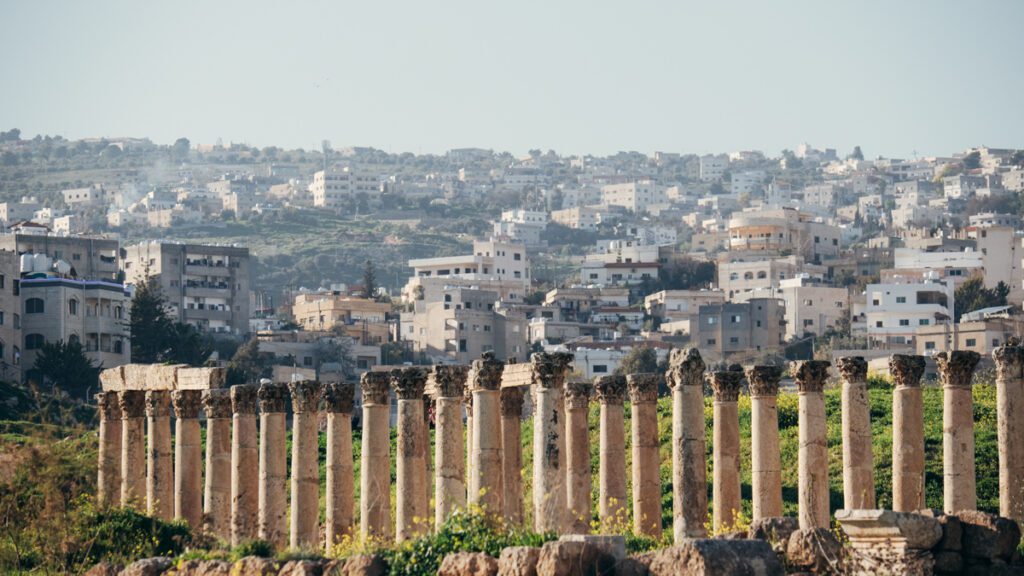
954 277 1010 321
30 339 102 401
130 277 213 366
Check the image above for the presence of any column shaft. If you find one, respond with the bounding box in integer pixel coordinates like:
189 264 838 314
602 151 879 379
324 382 356 552
837 357 875 510
500 387 525 525
747 366 783 520
595 376 627 529
793 361 831 530
289 381 323 550
360 372 391 541
532 352 572 533
172 390 203 529
565 381 593 534
628 374 662 538
231 385 259 546
890 355 926 512
394 368 429 542
939 351 980 514
203 389 233 540
146 390 174 520
96 392 122 508
120 391 146 508
668 348 708 541
469 353 504 514
258 383 289 548
995 344 1024 524
433 366 469 527
710 369 742 532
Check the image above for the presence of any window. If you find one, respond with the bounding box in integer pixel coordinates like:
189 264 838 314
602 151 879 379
593 365 608 373
25 334 44 350
68 334 79 346
706 338 716 345
0 275 4 289
459 339 468 352
919 319 930 326
303 356 313 366
25 298 44 314
899 319 910 326
875 321 883 328
966 338 977 347
896 296 906 303
514 253 521 261
803 299 813 306
731 315 741 323
803 319 814 326
114 340 123 354
925 341 936 350
707 317 718 325
729 336 739 344
68 299 79 315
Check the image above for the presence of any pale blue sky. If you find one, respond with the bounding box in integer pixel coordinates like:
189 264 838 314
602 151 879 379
2 0 1022 158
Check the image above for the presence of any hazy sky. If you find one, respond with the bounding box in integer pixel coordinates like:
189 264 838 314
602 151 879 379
3 1 1022 158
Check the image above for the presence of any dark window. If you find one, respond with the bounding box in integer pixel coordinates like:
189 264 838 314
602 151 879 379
459 339 468 352
25 298 44 314
25 333 44 350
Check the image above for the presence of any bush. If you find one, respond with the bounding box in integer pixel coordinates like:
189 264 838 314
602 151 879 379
73 502 193 567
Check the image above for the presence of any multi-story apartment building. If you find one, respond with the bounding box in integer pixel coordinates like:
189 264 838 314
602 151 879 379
644 289 727 323
123 241 251 335
291 292 391 345
0 250 20 379
864 278 954 349
0 231 120 282
309 167 380 209
62 184 118 208
730 171 765 195
551 206 604 230
915 317 1022 356
734 275 849 340
942 174 986 199
717 254 827 298
0 197 41 225
727 207 841 262
600 180 667 213
802 183 840 208
699 154 728 182
403 238 530 303
691 298 786 362
493 209 547 247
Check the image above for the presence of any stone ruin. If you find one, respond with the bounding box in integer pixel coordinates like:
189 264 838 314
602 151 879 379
92 346 1024 575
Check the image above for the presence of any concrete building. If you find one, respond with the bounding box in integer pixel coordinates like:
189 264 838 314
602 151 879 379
0 197 42 226
699 154 728 182
63 184 117 208
0 250 21 379
0 233 120 282
291 293 391 345
494 209 547 247
864 279 954 349
730 171 765 196
942 174 986 199
717 254 827 299
691 298 786 362
551 206 604 230
734 275 849 340
580 261 659 286
644 289 727 324
562 340 672 379
600 181 667 213
403 238 531 303
122 241 251 335
310 168 380 209
915 316 1022 356
727 208 841 262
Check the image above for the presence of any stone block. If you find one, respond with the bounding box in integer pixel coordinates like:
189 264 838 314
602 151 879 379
786 528 842 574
958 510 1022 563
84 562 122 576
120 557 173 576
438 552 499 576
537 540 615 576
645 539 783 576
917 509 963 551
500 363 534 389
177 367 226 390
558 534 627 561
276 560 323 576
229 557 279 576
498 547 541 576
836 509 943 550
99 366 125 391
167 560 232 575
748 516 799 552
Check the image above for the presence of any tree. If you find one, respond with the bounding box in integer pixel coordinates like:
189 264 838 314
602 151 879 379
228 338 269 384
172 137 190 160
963 151 982 170
850 146 864 161
954 277 1009 321
314 337 355 379
0 128 20 142
363 259 377 299
32 340 102 400
615 345 659 376
130 278 174 363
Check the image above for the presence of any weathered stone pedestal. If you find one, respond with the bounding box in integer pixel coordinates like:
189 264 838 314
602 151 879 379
565 380 593 534
938 350 980 514
324 382 356 552
146 390 174 520
469 353 504 515
172 390 203 529
360 372 391 542
595 375 627 530
532 352 572 533
793 360 831 530
433 366 469 527
500 386 525 525
710 366 743 532
836 509 943 576
627 373 662 538
203 389 233 540
890 355 927 512
289 381 323 550
257 382 289 548
994 340 1024 525
230 385 259 546
746 365 783 521
837 356 875 510
668 348 708 541
96 391 122 508
395 368 429 542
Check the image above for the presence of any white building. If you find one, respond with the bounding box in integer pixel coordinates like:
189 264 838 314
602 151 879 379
493 209 547 247
730 171 765 196
699 154 728 182
309 168 380 209
403 238 531 303
600 181 667 213
864 278 954 348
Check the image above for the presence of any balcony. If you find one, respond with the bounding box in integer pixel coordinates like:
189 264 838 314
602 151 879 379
185 307 232 322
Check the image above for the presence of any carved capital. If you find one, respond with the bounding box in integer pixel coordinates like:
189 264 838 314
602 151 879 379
203 389 232 419
531 351 573 389
361 371 391 406
171 390 203 419
230 384 259 415
836 356 868 384
470 352 505 391
709 368 743 402
119 390 145 418
288 380 323 413
96 391 122 421
391 367 428 400
594 375 627 405
993 343 1024 383
791 360 831 394
145 390 171 418
432 365 469 398
745 365 782 398
323 382 355 414
564 381 593 410
626 373 661 403
936 350 980 389
500 387 525 418
257 382 290 413
889 355 926 389
666 347 705 390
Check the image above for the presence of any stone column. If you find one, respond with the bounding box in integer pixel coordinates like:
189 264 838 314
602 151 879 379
230 384 259 546
938 350 981 514
469 352 505 514
994 340 1024 525
433 365 469 527
324 382 356 552
394 368 429 542
746 365 783 521
360 372 392 541
595 375 627 530
836 356 875 511
257 382 289 548
532 352 572 533
172 390 203 529
96 391 122 508
146 390 173 520
627 373 662 538
120 390 146 508
289 380 323 550
500 386 525 525
203 389 233 540
465 385 474 489
667 348 708 541
793 360 831 530
565 380 593 534
890 355 927 513
709 367 743 532
421 393 433 531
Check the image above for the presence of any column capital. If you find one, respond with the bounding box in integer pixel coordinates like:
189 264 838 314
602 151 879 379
203 388 232 418
470 351 505 391
791 360 831 394
666 347 705 390
564 381 593 410
709 367 743 402
432 365 469 398
230 384 259 415
361 371 391 406
835 356 868 384
171 389 203 419
745 365 782 397
594 374 627 405
463 382 473 412
531 351 573 389
119 390 146 418
500 386 525 417
96 391 122 420
936 350 980 389
323 382 355 414
626 373 661 403
993 339 1024 382
257 382 290 413
145 390 171 418
889 355 926 388
289 381 323 413
391 367 428 400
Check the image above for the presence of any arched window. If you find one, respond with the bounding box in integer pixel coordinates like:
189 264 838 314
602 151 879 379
114 306 123 319
25 334 44 350
729 273 739 280
743 272 754 280
68 299 79 316
25 298 44 314
114 340 123 354
756 271 767 279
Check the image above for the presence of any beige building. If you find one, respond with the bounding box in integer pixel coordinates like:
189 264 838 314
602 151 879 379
291 292 391 345
915 317 1023 356
727 207 841 262
123 241 251 335
600 180 667 213
718 254 827 299
734 276 849 340
0 233 120 282
691 298 786 362
551 206 604 230
403 238 531 303
0 250 21 379
644 289 726 325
